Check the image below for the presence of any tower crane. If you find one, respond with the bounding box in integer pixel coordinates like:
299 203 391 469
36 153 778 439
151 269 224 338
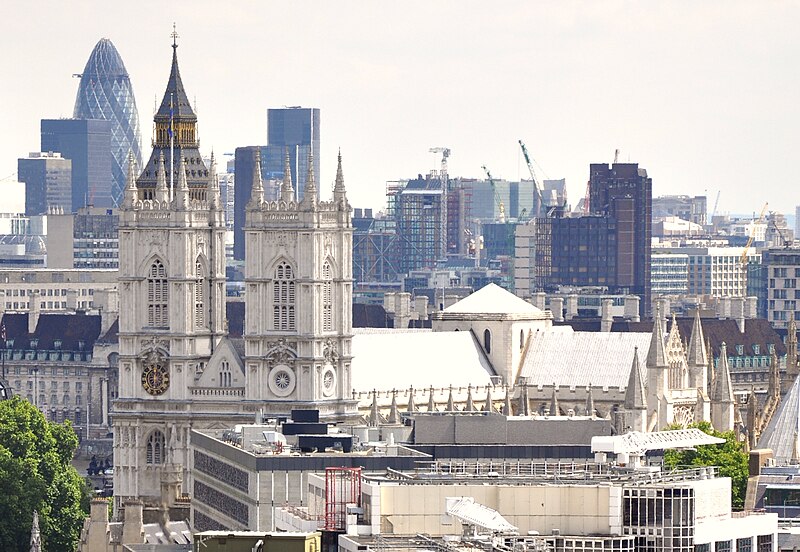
740 202 768 266
482 165 506 223
429 147 451 178
518 140 544 217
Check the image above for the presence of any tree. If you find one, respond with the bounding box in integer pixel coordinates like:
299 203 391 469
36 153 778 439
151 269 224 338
0 396 89 551
663 421 748 509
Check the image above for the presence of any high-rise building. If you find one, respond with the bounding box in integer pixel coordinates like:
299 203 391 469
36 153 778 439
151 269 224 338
46 207 119 269
18 152 72 216
41 118 113 211
395 175 446 274
266 107 320 202
74 38 142 208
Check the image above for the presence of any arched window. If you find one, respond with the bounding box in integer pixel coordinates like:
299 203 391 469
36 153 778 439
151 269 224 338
273 262 296 331
220 360 231 388
322 262 333 331
147 260 169 328
194 259 206 329
146 430 165 464
483 329 491 354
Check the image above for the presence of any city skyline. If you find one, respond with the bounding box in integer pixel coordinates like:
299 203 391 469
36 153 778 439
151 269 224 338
1 1 797 215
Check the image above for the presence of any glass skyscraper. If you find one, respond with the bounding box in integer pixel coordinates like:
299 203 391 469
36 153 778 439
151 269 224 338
74 38 142 208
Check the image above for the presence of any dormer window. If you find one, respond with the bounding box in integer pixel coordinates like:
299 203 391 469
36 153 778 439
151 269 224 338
54 339 62 349
30 339 38 349
753 344 760 355
769 344 775 354
77 341 85 351
736 344 744 356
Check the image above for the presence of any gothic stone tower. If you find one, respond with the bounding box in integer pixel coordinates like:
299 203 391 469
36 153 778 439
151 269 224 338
244 149 358 420
113 37 231 509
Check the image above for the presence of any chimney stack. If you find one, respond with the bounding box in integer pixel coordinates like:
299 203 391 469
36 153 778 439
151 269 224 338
601 299 613 332
550 297 564 322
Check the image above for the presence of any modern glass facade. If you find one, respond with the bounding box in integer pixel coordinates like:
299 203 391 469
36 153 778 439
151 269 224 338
73 38 142 208
266 108 320 202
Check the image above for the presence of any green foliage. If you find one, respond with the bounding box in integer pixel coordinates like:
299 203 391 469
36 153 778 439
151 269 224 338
0 396 89 551
663 421 748 509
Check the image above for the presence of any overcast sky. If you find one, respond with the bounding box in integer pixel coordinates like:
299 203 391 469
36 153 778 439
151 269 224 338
1 1 797 216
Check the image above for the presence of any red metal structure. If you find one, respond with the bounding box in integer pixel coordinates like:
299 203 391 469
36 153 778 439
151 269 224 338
324 467 362 531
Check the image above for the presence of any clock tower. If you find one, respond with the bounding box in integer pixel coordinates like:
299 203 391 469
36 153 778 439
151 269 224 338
112 35 231 510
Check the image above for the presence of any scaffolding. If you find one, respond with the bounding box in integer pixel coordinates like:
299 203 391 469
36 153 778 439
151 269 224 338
325 467 362 532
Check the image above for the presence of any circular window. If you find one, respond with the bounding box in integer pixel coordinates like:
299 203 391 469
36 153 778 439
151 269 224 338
322 366 336 398
268 365 295 397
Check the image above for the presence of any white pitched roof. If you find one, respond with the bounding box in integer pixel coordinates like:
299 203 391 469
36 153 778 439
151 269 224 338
443 283 543 315
519 327 651 389
351 329 495 391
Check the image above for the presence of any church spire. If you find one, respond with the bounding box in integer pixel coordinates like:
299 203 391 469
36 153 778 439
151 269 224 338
280 147 294 203
123 152 137 208
687 307 708 367
624 347 647 410
155 152 170 204
300 148 317 209
549 385 560 416
175 157 190 210
712 342 735 404
586 384 596 416
446 385 454 411
465 384 475 412
333 148 347 208
427 386 436 412
484 385 493 413
387 389 400 424
208 152 221 210
406 386 415 412
646 304 667 367
247 150 264 209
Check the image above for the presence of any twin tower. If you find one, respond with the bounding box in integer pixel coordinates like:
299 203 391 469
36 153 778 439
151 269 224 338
112 41 355 507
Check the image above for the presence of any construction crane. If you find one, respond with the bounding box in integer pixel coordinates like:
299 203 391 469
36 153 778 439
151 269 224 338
740 202 768 265
770 216 792 248
613 148 620 164
429 147 451 178
518 140 544 217
481 165 506 223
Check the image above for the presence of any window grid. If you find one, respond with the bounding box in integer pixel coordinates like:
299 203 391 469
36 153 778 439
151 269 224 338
273 262 296 331
323 262 333 331
146 431 165 464
195 260 205 329
147 260 169 327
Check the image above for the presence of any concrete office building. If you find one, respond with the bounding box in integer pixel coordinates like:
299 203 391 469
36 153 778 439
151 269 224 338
653 195 708 226
18 152 72 216
41 118 113 211
47 207 119 269
762 247 800 328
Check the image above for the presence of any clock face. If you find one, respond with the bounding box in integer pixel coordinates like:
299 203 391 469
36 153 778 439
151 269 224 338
142 363 170 396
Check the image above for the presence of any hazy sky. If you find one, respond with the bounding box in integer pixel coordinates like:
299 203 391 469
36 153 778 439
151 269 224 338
1 1 798 216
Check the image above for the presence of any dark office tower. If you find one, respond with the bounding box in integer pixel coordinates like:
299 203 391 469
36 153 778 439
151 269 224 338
266 107 320 202
74 38 142 207
18 152 72 216
41 118 112 211
592 163 651 312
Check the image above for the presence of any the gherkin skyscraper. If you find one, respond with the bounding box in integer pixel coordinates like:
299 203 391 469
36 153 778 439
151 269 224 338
74 38 142 207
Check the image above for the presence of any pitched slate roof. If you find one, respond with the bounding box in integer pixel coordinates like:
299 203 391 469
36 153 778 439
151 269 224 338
443 283 543 316
0 312 101 353
518 327 651 389
758 375 800 462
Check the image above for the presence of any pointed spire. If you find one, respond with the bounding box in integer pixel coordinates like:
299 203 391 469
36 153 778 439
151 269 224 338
624 347 647 410
407 386 416 413
156 25 195 120
208 151 221 210
29 510 41 552
427 386 436 412
465 384 475 412
484 385 493 413
647 303 667 367
769 348 781 399
248 150 264 209
707 338 716 389
446 385 454 411
333 148 348 208
712 342 735 403
300 148 317 209
369 389 380 427
387 389 400 424
549 384 560 416
176 157 190 209
155 152 170 204
586 384 596 417
521 385 530 416
687 307 708 367
280 147 294 203
123 152 137 208
503 385 512 415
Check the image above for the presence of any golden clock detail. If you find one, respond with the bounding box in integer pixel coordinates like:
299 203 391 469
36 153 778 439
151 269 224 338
141 363 170 395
